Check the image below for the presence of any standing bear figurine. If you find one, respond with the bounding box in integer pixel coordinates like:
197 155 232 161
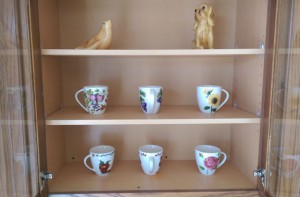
76 20 112 49
192 4 214 49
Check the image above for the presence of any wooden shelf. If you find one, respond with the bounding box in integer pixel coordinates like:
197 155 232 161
41 49 265 57
49 160 256 194
45 106 260 125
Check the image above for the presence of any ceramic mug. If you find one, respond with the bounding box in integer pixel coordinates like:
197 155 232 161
197 85 229 113
195 145 227 176
83 145 115 176
139 86 163 114
139 145 163 175
75 85 108 115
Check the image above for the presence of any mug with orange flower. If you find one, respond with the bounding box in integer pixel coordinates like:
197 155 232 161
75 85 108 115
197 85 229 113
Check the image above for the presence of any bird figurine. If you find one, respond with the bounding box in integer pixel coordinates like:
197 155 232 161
76 20 112 49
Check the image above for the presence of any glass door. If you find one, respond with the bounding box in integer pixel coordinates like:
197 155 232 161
266 0 300 196
0 0 45 196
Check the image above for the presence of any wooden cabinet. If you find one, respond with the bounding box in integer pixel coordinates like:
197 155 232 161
37 0 269 195
10 0 300 197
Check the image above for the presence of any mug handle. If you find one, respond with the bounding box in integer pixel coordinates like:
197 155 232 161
149 156 155 174
217 152 227 168
75 89 88 112
149 89 156 114
83 155 95 172
217 89 229 111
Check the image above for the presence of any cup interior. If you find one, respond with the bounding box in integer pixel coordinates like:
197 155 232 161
139 145 163 153
90 145 115 154
84 85 108 90
195 145 220 153
139 86 162 90
197 85 220 89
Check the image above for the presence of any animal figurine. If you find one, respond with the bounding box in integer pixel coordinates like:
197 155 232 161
76 20 112 49
192 4 214 49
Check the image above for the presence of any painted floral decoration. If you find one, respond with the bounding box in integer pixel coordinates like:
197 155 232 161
204 156 219 170
203 88 220 113
139 89 162 112
84 89 108 114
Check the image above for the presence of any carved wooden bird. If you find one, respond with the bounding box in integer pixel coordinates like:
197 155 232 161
76 20 112 49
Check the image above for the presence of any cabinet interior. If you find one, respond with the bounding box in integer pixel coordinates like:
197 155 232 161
38 0 267 194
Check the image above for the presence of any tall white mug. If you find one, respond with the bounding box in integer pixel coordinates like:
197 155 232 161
197 85 229 113
139 145 163 175
139 86 163 114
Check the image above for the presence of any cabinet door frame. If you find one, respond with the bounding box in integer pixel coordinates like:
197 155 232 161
259 0 277 195
29 0 48 196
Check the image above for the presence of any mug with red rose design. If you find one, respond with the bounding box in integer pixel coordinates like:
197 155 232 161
195 145 227 175
197 85 229 113
75 85 108 115
83 145 115 176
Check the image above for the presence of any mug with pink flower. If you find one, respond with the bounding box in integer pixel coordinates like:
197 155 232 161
75 85 108 115
195 145 227 175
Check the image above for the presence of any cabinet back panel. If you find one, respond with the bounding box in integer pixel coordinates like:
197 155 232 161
233 56 264 114
59 0 237 49
62 57 234 106
64 125 231 161
235 0 268 48
231 124 260 184
38 0 63 116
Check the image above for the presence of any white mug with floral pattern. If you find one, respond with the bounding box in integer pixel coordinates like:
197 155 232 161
75 85 108 115
139 86 163 114
195 145 227 176
83 145 115 176
139 145 163 175
197 85 229 113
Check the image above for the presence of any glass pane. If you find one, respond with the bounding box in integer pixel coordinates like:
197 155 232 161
266 0 300 196
0 0 40 196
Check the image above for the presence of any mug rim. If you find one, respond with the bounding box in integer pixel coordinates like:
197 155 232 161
139 144 163 153
197 85 220 88
83 85 108 89
195 145 221 154
89 145 115 154
139 86 162 89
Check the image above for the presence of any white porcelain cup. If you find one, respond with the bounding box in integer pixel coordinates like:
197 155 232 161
83 145 115 176
197 85 229 113
195 145 227 176
139 86 163 114
139 145 163 175
75 85 108 115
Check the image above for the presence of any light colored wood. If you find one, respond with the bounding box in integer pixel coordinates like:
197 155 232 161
235 0 268 48
49 191 260 197
64 125 231 161
46 126 65 185
49 161 256 193
41 49 265 56
46 106 260 125
59 0 237 49
38 0 63 116
231 125 260 184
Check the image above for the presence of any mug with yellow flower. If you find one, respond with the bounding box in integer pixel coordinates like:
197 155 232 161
197 85 229 113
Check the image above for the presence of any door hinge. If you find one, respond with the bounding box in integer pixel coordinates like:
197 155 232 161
40 171 53 191
253 168 265 188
